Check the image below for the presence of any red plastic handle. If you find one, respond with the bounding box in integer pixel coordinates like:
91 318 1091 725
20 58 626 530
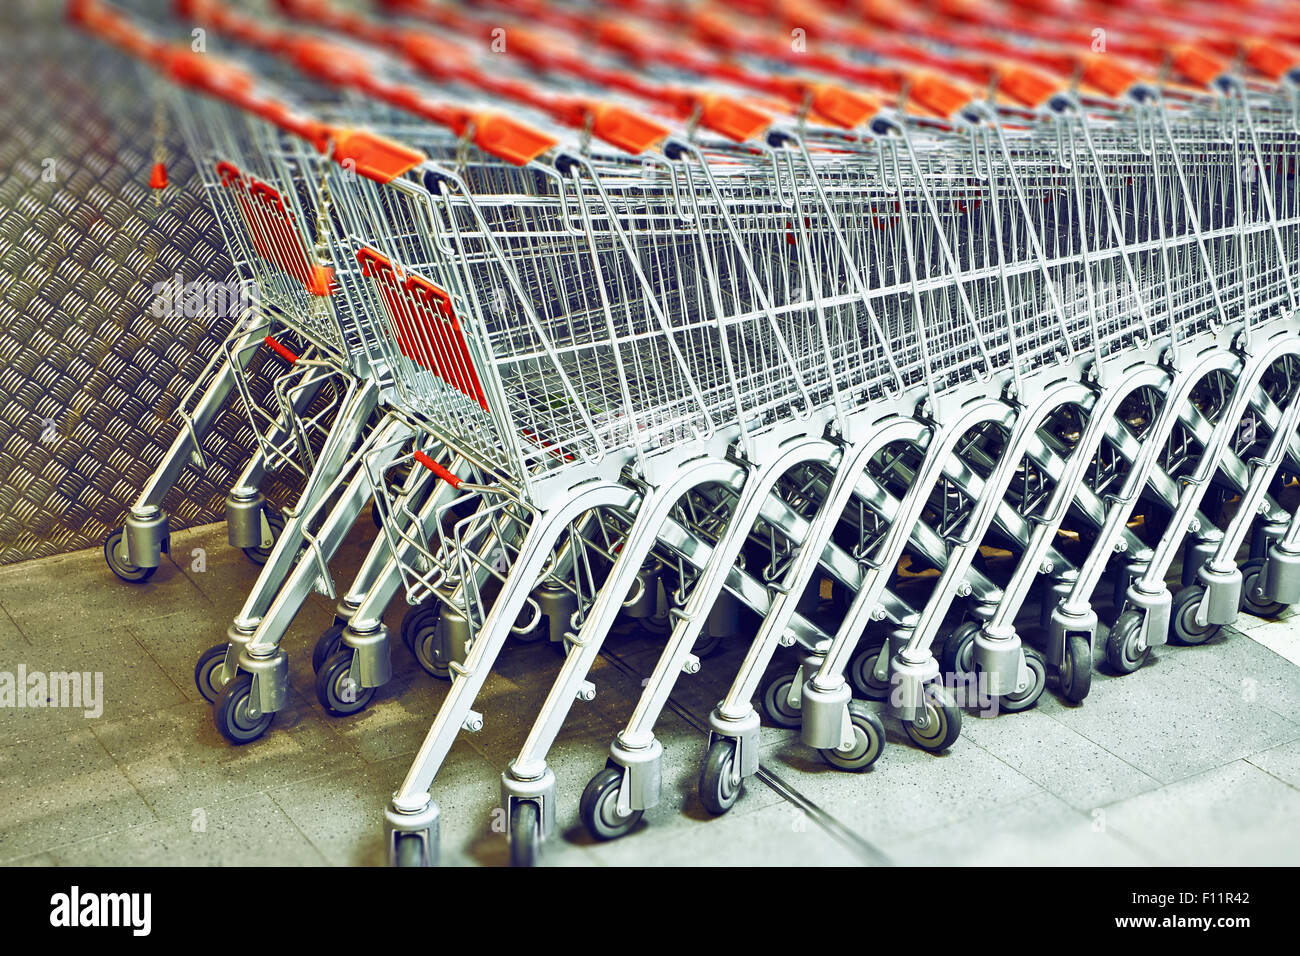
412 451 463 488
263 336 299 363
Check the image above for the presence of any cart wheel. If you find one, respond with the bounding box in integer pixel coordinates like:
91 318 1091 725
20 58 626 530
1170 585 1220 646
509 800 541 868
311 623 345 673
392 833 430 868
1240 558 1287 618
698 738 743 816
693 632 724 658
1057 635 1092 704
901 685 962 753
1105 610 1150 674
758 670 802 728
848 640 891 701
315 649 374 716
637 612 671 638
212 673 274 744
103 528 156 583
579 766 641 841
411 614 451 680
400 603 438 651
194 643 232 704
939 621 979 676
818 701 885 772
241 509 284 566
999 648 1046 713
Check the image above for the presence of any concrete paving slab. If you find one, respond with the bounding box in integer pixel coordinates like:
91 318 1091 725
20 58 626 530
961 707 1163 811
585 798 863 866
881 789 1151 866
48 791 328 866
1099 759 1300 865
0 542 212 642
1245 736 1300 790
88 699 363 819
0 729 156 862
758 708 1044 846
0 605 27 647
1036 637 1300 784
0 625 185 744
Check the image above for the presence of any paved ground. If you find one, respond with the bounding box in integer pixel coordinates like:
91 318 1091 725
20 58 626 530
2 517 1299 867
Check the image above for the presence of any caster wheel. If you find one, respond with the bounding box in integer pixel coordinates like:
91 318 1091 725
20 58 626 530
698 738 743 816
999 648 1047 713
1240 558 1287 618
579 766 642 841
315 649 374 716
212 673 274 744
637 613 671 638
818 701 885 772
1057 634 1092 704
1105 610 1151 674
901 686 962 753
311 623 345 673
241 508 284 566
509 800 541 868
939 621 979 676
693 632 724 658
400 603 438 652
758 670 802 728
848 640 890 702
103 529 157 583
194 643 232 704
392 833 431 867
1170 585 1220 646
411 612 451 680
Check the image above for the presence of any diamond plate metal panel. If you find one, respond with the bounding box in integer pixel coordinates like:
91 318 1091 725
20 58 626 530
0 0 302 565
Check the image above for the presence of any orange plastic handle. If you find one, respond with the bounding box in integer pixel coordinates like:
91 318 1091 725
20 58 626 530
697 94 770 142
68 0 162 59
995 64 1063 108
907 73 973 118
1170 44 1228 87
333 129 428 183
468 112 559 166
807 84 882 130
1079 54 1147 97
285 36 375 85
412 451 463 488
1245 40 1300 79
587 102 671 155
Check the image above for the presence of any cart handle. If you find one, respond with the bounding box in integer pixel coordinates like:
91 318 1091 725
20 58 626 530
67 0 161 59
371 0 778 142
412 450 463 489
187 1 560 165
73 0 432 180
277 0 671 155
263 335 299 364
